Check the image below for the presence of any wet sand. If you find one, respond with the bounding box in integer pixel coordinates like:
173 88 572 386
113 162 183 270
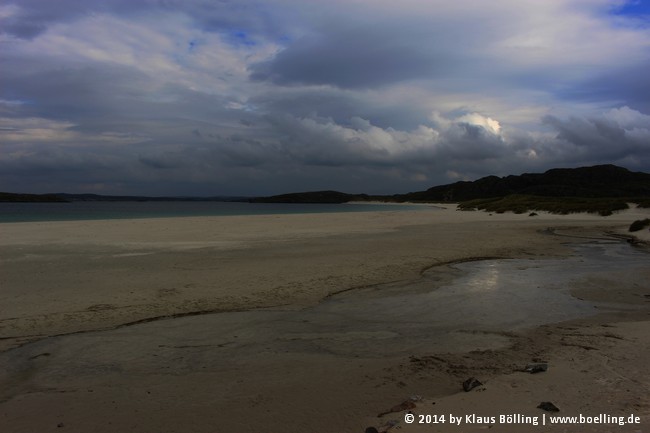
1 205 649 432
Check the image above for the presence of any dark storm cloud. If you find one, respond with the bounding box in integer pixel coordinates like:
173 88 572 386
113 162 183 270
2 0 650 195
573 62 650 114
2 61 153 120
542 109 650 167
138 154 184 170
251 86 430 130
249 25 443 89
441 123 508 161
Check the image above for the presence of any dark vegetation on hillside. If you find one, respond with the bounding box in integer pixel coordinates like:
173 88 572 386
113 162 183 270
635 199 650 208
457 195 630 216
397 164 650 202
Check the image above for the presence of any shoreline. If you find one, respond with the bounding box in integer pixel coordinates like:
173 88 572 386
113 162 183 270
0 200 423 224
1 206 649 432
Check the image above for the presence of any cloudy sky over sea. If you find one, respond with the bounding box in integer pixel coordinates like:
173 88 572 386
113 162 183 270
1 0 650 195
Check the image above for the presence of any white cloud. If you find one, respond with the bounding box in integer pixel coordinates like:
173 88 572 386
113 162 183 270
605 106 650 129
456 113 502 135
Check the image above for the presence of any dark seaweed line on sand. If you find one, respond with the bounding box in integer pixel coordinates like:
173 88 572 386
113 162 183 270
0 304 290 354
543 226 650 250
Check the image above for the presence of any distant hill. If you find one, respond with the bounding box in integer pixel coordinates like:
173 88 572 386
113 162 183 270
53 194 249 202
0 192 68 203
398 164 650 202
0 193 249 203
250 190 370 204
253 165 650 206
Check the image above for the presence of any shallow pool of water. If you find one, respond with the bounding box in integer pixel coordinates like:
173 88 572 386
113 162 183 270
235 240 648 357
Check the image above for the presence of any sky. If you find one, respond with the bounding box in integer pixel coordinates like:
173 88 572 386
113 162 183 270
1 0 650 196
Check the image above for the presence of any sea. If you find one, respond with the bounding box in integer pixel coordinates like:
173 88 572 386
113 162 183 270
0 201 424 223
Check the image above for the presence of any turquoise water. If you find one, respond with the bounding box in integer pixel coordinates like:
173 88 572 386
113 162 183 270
0 201 424 223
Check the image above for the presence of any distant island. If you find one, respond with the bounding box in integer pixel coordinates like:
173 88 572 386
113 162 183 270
3 164 650 215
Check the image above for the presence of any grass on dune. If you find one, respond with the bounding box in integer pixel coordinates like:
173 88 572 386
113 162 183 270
458 194 631 216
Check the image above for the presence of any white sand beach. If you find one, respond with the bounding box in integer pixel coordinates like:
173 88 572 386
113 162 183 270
1 205 649 433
